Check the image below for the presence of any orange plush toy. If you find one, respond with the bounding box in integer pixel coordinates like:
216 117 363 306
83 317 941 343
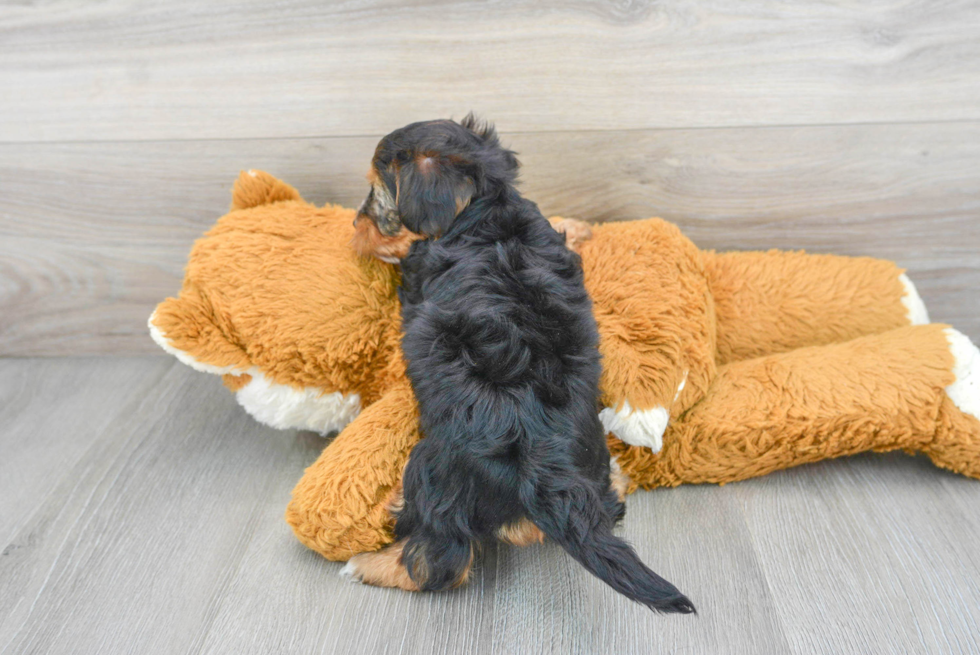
150 170 980 563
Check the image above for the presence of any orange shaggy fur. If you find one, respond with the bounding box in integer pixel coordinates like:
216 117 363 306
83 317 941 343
149 170 980 565
351 218 423 263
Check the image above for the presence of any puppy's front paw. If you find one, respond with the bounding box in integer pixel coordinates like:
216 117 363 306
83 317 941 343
340 542 420 591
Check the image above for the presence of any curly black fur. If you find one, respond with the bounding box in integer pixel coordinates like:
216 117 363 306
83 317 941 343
359 115 695 613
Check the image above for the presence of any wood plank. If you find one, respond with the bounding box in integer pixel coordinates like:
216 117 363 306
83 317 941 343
734 453 980 655
1 0 980 141
195 484 788 654
0 362 314 654
0 357 173 548
488 485 789 654
195 501 504 655
2 122 978 355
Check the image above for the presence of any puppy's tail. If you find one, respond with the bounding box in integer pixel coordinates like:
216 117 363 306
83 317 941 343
525 482 696 614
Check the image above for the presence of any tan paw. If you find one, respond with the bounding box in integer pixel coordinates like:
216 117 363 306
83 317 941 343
340 540 420 591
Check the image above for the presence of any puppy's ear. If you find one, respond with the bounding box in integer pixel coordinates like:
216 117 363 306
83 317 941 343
395 155 475 238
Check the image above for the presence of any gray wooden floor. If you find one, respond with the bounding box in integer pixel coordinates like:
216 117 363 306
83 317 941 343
2 357 980 655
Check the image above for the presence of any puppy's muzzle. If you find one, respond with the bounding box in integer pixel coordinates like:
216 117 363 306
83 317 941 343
351 211 422 264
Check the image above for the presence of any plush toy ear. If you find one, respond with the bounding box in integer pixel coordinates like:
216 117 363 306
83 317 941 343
395 156 475 238
230 169 303 211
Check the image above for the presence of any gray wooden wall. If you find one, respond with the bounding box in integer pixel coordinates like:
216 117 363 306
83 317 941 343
2 0 978 355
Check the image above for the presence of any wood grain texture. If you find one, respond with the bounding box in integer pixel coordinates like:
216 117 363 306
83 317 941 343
0 361 329 655
734 454 980 654
0 357 173 547
2 122 978 355
3 358 980 653
2 0 980 142
487 486 789 655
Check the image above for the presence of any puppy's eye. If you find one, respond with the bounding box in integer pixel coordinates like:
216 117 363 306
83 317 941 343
394 151 411 165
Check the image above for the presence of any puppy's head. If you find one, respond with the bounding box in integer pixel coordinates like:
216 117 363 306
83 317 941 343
352 114 519 261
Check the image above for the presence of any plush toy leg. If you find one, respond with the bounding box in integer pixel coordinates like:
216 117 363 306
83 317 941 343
924 328 980 478
704 250 928 364
611 324 980 490
285 383 421 561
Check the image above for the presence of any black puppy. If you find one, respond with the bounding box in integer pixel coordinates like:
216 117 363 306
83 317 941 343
344 116 694 614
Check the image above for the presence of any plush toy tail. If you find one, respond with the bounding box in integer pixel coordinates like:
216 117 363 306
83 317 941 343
230 169 303 211
525 476 695 614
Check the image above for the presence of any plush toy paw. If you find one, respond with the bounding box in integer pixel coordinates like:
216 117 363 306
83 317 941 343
945 328 980 420
599 375 689 453
599 401 670 452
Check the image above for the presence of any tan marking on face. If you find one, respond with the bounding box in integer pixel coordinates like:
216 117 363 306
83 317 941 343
357 163 401 236
415 154 437 176
496 518 545 546
455 194 471 215
372 180 397 218
350 218 423 263
376 190 399 234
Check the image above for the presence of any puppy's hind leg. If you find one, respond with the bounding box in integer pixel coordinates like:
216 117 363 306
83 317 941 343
342 491 477 592
400 528 476 591
497 518 545 546
549 217 593 253
498 459 629 548
348 438 479 592
342 539 420 591
341 483 421 591
342 530 476 592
